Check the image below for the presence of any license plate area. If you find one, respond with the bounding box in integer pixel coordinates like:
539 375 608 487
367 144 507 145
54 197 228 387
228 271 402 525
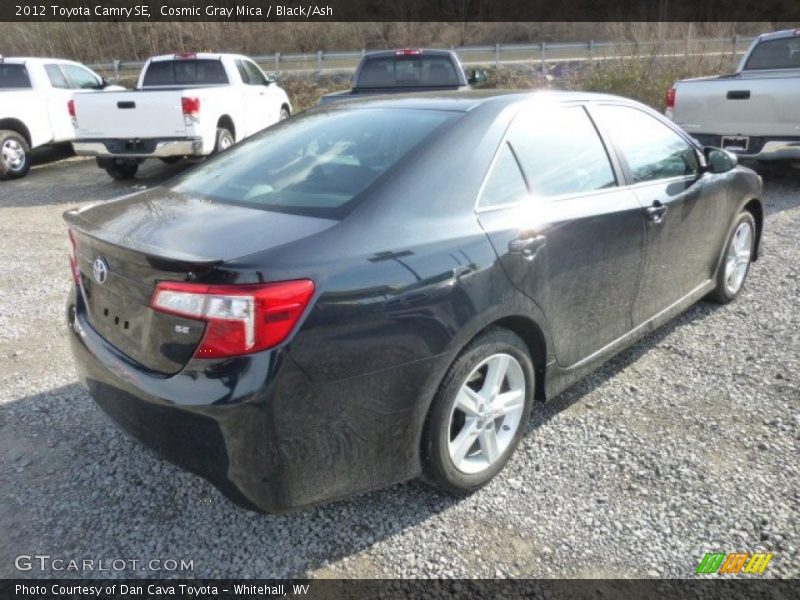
721 136 749 152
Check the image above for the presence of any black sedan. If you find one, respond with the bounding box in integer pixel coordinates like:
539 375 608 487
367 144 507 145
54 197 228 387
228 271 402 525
65 91 763 512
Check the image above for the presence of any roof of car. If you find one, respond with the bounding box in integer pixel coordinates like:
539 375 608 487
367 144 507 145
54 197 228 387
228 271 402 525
0 57 79 65
149 53 245 62
364 49 456 58
325 90 631 113
757 29 800 42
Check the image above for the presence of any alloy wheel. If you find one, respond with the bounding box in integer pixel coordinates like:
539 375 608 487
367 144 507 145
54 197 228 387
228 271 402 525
447 353 526 474
2 139 25 172
724 220 754 295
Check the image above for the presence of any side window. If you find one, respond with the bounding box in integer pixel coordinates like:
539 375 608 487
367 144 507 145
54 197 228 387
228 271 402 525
44 64 70 89
61 64 102 90
594 105 699 183
478 143 528 208
235 60 250 84
508 106 616 197
243 61 267 86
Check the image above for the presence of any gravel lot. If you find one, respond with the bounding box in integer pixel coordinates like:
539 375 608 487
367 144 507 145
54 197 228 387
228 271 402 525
0 155 798 579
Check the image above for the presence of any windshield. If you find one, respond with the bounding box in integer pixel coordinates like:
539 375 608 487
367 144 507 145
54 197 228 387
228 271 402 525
744 36 800 70
142 59 229 87
357 56 460 88
0 64 32 89
170 108 458 218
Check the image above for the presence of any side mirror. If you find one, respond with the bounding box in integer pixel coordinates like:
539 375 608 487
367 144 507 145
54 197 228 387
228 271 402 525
100 76 110 89
704 147 738 173
468 69 488 85
265 72 279 85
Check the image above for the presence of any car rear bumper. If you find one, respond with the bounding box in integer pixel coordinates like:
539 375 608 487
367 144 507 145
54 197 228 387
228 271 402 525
66 288 441 512
72 137 204 158
691 134 800 161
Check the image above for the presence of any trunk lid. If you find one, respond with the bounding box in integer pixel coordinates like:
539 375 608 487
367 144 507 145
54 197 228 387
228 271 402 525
73 90 188 139
66 188 336 374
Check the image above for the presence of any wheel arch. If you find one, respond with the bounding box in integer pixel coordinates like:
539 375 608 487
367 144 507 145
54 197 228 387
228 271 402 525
0 119 32 146
216 115 236 141
742 197 763 261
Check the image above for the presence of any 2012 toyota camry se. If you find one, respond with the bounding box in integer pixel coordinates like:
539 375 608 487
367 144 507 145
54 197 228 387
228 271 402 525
65 91 763 512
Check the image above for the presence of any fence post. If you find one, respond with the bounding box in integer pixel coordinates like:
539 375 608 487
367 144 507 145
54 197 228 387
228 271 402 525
541 42 546 74
495 43 500 68
113 59 120 81
589 40 594 61
361 48 366 58
275 52 280 73
317 50 323 72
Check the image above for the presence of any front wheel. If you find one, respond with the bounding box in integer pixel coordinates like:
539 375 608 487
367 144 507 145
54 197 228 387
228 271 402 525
709 211 756 304
422 327 534 495
97 157 139 180
0 130 31 180
279 107 290 121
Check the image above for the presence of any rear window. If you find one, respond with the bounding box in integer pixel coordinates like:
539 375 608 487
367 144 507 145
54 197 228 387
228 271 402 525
142 59 228 87
744 36 800 70
357 55 459 88
171 108 458 219
0 64 32 89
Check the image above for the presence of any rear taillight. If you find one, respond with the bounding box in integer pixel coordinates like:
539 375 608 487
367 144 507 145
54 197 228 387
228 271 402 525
395 48 422 56
68 99 77 127
174 52 197 59
181 96 200 115
665 87 676 109
150 280 315 358
67 229 80 284
181 96 200 126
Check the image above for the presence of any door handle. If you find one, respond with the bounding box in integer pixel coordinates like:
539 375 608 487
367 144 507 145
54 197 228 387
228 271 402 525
508 234 546 257
645 201 668 224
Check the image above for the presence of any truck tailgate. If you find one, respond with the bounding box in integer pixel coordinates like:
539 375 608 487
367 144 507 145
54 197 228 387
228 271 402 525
673 73 800 138
74 90 188 138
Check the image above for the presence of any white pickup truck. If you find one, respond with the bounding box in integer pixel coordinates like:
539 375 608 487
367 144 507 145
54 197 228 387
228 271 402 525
666 29 800 166
0 56 118 180
72 53 292 179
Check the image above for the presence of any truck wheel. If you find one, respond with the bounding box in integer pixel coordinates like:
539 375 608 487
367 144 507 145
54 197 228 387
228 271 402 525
0 130 31 180
214 128 234 153
97 157 139 180
279 107 290 121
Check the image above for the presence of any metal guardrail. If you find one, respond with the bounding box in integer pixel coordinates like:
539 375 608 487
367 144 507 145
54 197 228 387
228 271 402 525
88 35 755 80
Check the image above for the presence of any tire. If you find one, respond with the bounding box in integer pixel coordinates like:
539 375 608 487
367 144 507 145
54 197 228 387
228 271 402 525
97 157 139 180
422 327 535 495
708 211 756 304
159 156 182 165
214 127 234 154
279 107 290 121
0 129 31 180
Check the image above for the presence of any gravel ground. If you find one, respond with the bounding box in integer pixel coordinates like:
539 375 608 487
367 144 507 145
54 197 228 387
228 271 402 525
0 156 798 579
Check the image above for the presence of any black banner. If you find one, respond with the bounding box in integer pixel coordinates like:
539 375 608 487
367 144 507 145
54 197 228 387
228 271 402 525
2 0 800 22
2 579 798 600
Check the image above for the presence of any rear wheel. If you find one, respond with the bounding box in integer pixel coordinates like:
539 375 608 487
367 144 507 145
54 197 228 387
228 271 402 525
423 328 534 495
97 157 139 180
214 127 234 153
279 107 290 121
709 211 756 304
0 130 31 180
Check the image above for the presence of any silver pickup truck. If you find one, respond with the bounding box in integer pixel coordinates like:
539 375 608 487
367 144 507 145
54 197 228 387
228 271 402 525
666 29 800 165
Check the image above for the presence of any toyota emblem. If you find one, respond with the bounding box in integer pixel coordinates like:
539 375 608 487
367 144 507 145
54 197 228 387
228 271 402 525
93 257 109 285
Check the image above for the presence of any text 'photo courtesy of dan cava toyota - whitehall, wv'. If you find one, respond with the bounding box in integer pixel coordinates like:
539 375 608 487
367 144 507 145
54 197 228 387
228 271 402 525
0 3 799 592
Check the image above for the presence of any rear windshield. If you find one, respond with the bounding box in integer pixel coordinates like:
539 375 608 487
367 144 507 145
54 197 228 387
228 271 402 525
142 59 228 87
0 64 32 89
744 36 800 70
171 108 458 219
357 55 460 88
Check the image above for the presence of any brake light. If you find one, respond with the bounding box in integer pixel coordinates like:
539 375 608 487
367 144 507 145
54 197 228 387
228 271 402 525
151 280 315 358
181 96 200 115
67 229 80 285
665 87 676 109
174 52 197 59
395 48 422 56
67 99 75 117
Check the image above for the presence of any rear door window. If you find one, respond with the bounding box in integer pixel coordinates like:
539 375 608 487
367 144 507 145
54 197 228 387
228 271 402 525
0 64 32 89
593 105 699 183
508 106 617 197
142 59 229 87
